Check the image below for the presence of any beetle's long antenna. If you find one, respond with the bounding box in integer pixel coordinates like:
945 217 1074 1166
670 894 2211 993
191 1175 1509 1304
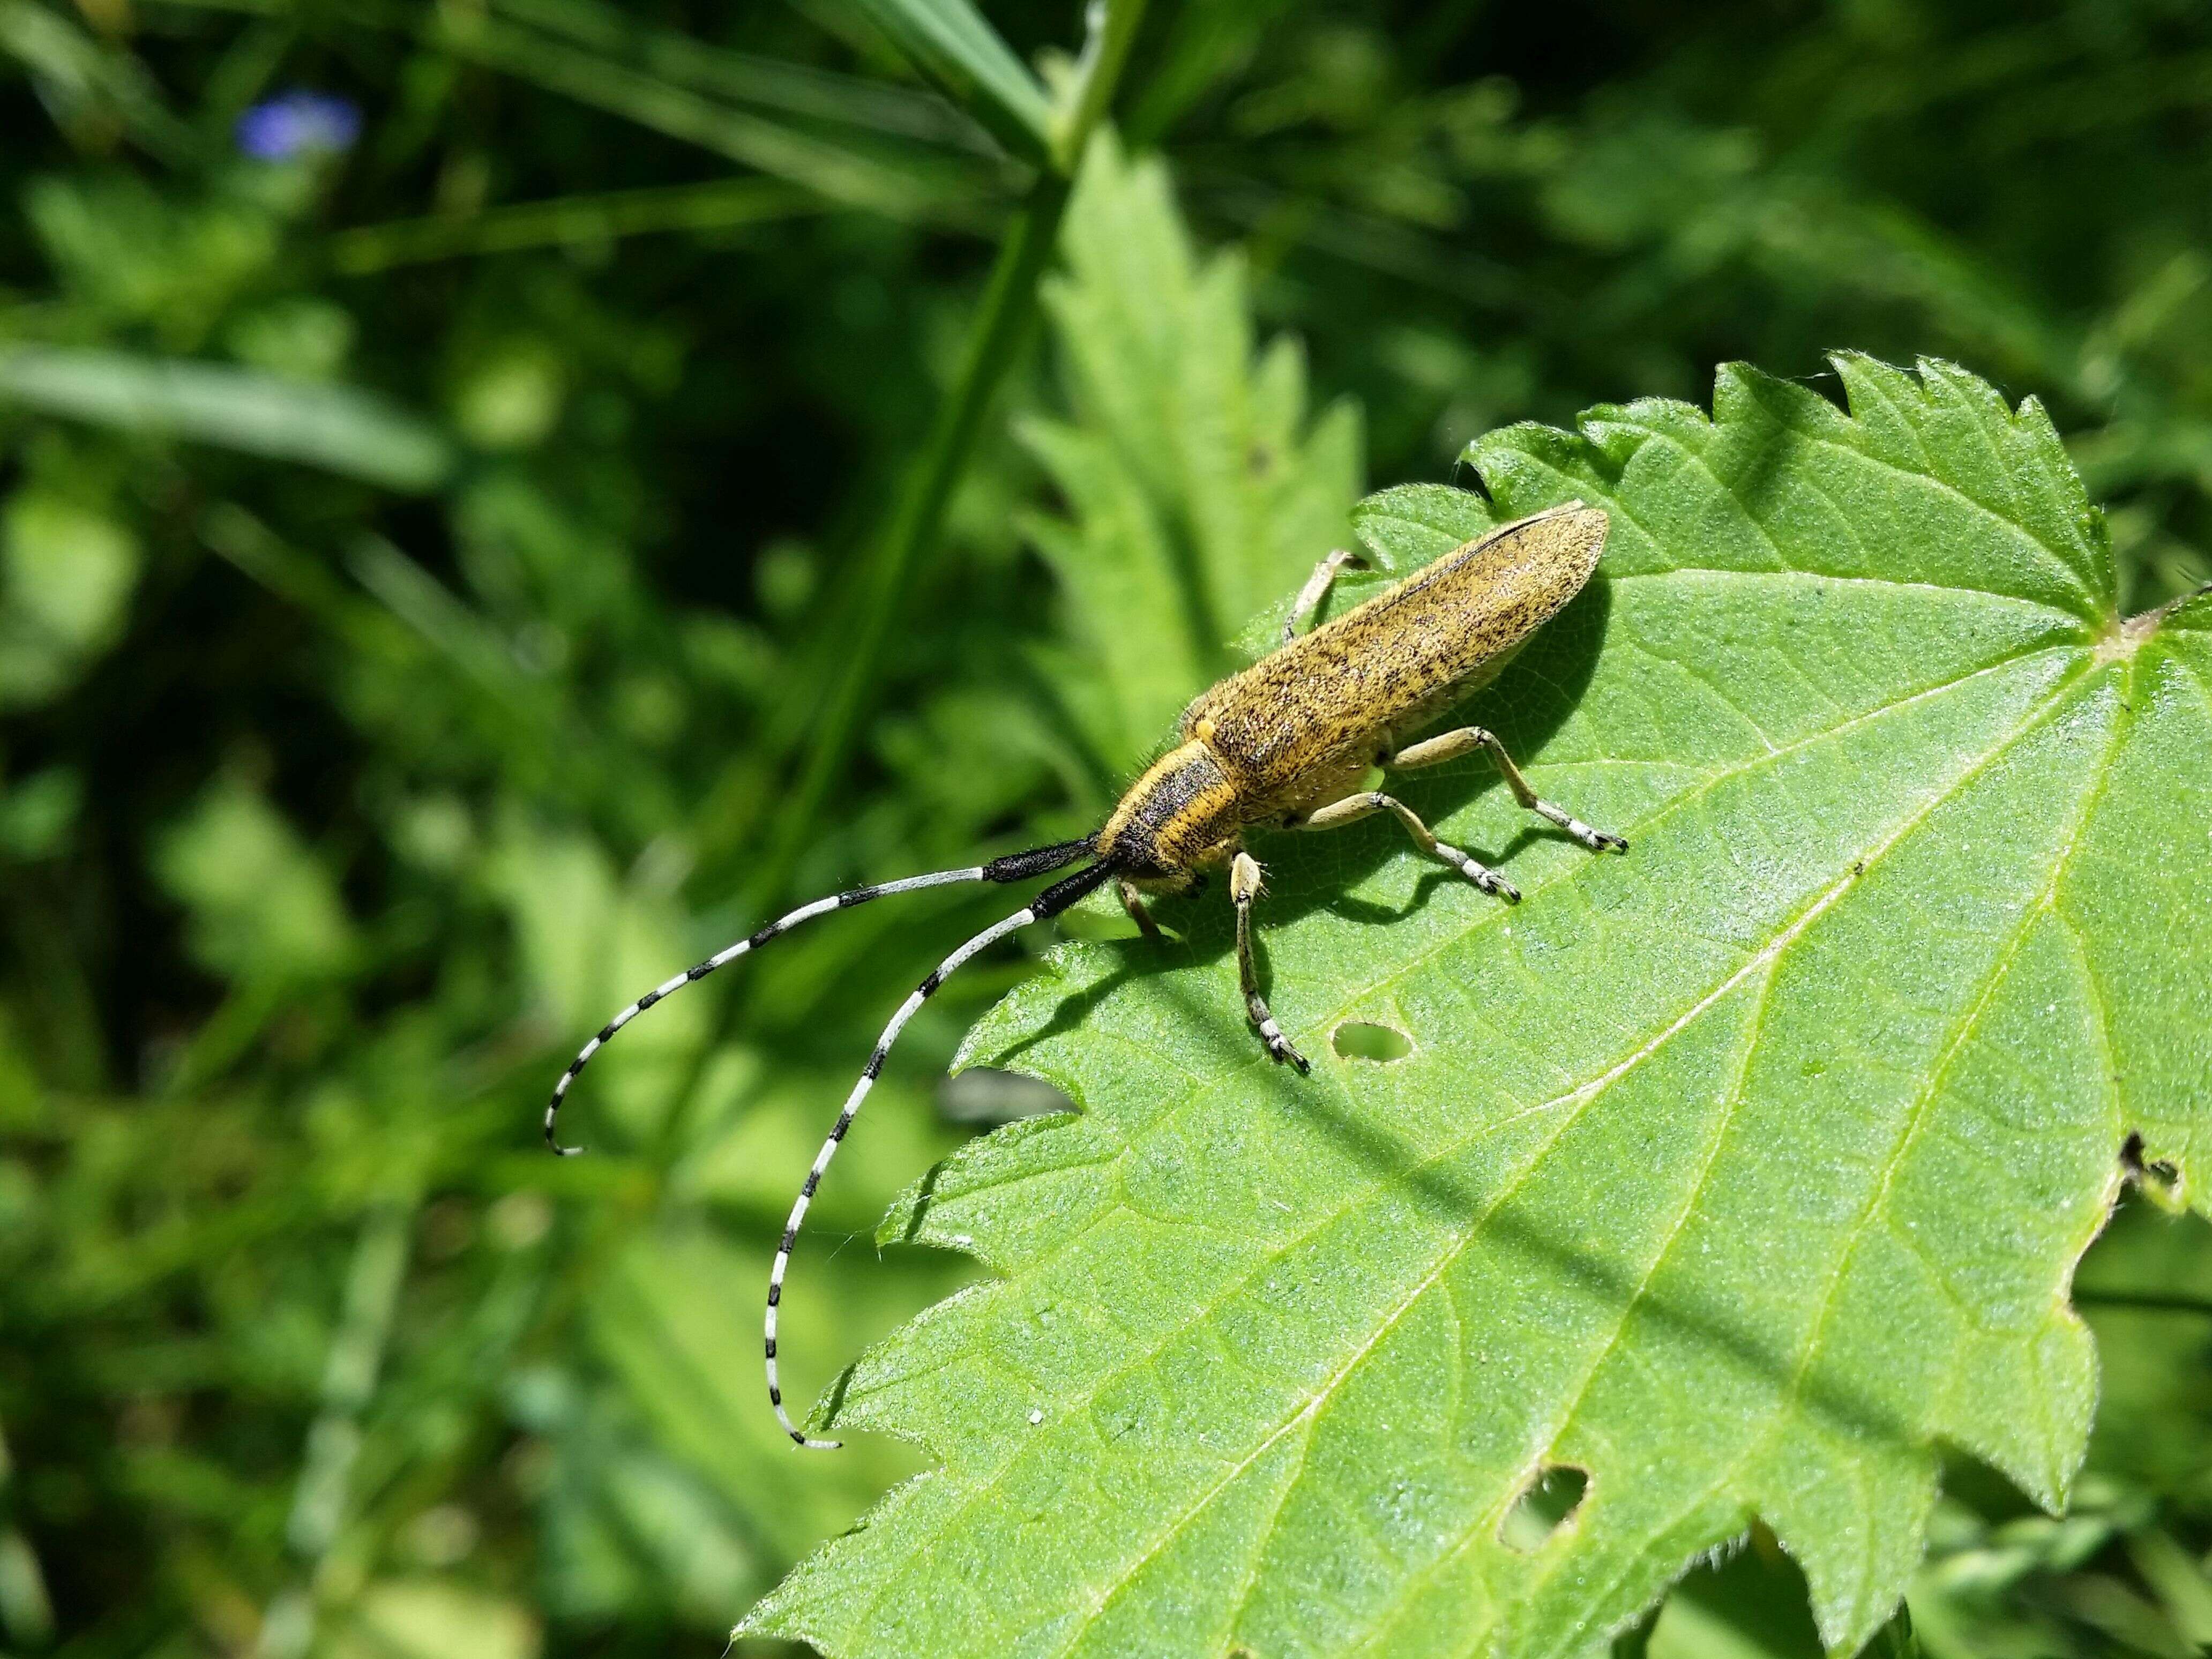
768 858 1115 1449
544 838 1094 1155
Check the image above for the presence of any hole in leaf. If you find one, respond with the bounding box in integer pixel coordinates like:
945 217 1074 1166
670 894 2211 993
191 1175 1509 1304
1331 1021 1413 1063
937 1069 1073 1126
1636 1519 1827 1652
1499 1464 1588 1552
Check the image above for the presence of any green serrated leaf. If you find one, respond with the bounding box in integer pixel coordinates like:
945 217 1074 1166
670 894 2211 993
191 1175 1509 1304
744 356 2210 1657
1023 136 1363 781
1351 481 1499 574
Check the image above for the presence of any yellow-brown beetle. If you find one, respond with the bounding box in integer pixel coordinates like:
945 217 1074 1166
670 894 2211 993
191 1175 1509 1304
544 499 1626 1447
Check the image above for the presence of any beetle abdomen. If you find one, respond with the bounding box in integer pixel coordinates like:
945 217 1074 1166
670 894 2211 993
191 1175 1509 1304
1186 504 1606 795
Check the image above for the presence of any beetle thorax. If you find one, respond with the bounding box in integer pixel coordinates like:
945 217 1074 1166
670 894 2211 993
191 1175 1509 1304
1097 740 1244 885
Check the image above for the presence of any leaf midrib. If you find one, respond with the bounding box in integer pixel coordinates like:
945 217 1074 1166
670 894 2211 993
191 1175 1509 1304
1603 566 2092 625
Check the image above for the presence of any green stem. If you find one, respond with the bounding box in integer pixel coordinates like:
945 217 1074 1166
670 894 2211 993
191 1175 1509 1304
752 0 1148 901
2073 1288 2212 1314
323 176 821 274
1054 0 1150 173
261 1199 416 1658
756 171 1071 899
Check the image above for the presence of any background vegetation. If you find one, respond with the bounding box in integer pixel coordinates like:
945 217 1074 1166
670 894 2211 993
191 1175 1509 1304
1 1 2208 1655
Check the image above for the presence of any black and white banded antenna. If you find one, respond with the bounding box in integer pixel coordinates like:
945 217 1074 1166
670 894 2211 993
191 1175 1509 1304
543 835 1110 1448
542 836 1095 1155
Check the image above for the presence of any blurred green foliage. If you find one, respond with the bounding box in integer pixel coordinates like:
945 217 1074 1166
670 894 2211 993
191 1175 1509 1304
1 1 2208 1655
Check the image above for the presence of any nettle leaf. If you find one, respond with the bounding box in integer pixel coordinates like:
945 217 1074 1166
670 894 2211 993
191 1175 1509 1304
743 356 2212 1657
1020 136 1363 780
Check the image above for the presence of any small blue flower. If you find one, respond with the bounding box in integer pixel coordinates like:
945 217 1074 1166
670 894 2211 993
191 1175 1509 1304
236 92 361 162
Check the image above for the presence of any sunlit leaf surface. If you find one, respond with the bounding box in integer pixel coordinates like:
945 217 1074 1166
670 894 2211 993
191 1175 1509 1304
747 356 2211 1657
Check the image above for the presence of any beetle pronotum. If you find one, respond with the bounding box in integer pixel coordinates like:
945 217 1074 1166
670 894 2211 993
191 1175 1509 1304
544 500 1627 1448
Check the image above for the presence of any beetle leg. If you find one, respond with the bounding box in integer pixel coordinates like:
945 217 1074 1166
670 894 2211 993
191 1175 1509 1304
1387 726 1628 854
1117 878 1163 939
1280 548 1367 645
1230 851 1307 1072
1298 790 1520 902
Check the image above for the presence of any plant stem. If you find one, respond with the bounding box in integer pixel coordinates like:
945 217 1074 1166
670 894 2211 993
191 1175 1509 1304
1054 0 1149 174
259 1199 415 1658
323 176 821 274
2072 1288 2212 1314
756 173 1070 900
753 0 1148 901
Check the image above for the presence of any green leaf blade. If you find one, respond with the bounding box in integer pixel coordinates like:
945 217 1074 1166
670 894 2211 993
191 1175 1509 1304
849 0 1054 169
2060 596 2212 1200
749 363 2206 1657
1025 137 1362 778
0 346 453 492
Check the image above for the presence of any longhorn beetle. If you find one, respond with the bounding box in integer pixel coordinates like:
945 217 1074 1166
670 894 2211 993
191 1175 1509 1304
544 499 1627 1448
